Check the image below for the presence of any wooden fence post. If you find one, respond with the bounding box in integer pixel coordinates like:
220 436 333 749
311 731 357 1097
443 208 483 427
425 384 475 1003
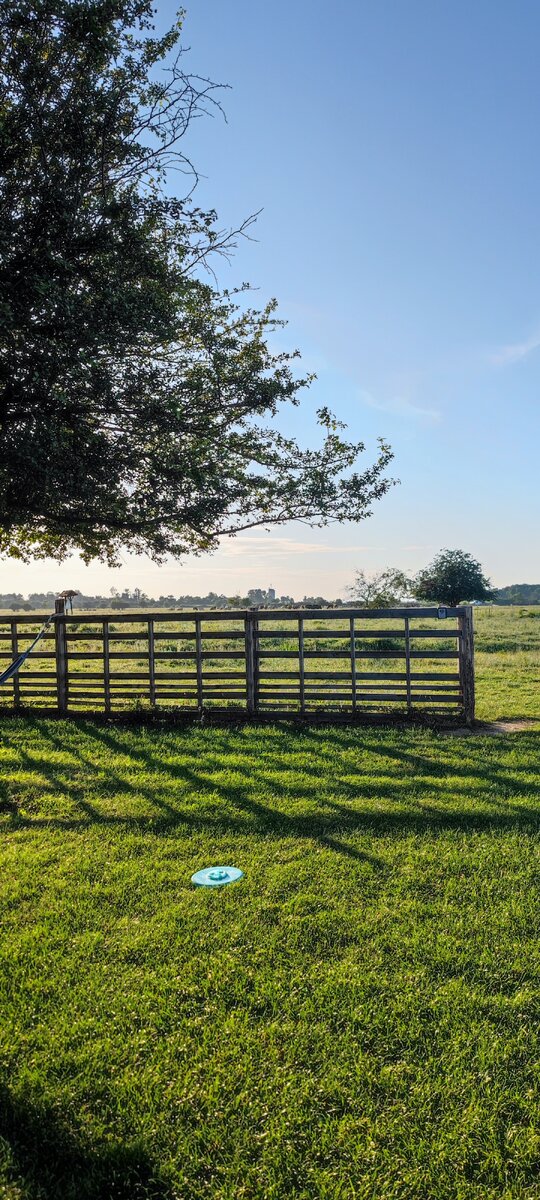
54 595 68 714
404 616 412 713
10 619 20 708
148 619 156 708
350 616 357 716
458 606 475 725
195 616 204 713
253 611 260 714
298 617 305 716
245 611 256 717
102 619 111 713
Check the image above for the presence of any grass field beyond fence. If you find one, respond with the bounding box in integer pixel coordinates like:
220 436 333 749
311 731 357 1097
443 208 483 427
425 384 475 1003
0 607 538 1199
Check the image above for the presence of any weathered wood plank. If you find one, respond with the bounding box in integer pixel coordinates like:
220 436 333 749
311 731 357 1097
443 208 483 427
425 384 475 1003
298 618 305 715
404 617 412 713
253 613 260 712
201 671 246 680
10 621 21 707
0 650 56 660
410 651 459 659
3 605 466 625
350 617 356 714
195 617 204 712
408 629 461 639
257 670 461 682
459 606 475 723
257 627 461 640
257 649 460 660
68 651 149 660
66 633 104 642
254 607 465 620
245 613 256 717
102 620 111 712
165 690 246 700
148 619 156 707
157 671 244 681
54 598 68 713
0 633 53 643
0 614 62 625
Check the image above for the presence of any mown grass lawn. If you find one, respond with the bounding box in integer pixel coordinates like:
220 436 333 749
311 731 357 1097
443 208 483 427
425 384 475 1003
0 613 539 1199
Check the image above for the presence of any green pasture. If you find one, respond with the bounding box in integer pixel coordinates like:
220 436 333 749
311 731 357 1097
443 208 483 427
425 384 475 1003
0 607 539 1198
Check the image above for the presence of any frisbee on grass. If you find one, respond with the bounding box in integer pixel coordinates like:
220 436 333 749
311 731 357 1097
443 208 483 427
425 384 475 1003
191 865 244 888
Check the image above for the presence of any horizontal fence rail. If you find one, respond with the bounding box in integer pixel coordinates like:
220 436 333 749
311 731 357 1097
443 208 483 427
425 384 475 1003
0 605 475 722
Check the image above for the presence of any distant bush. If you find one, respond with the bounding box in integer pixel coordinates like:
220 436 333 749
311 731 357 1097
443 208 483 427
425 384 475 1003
361 638 403 655
478 639 538 653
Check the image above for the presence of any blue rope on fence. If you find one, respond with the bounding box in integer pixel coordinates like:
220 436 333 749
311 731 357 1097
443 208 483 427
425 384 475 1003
0 615 54 686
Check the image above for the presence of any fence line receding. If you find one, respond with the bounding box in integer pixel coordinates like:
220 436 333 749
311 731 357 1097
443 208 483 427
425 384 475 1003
0 605 475 722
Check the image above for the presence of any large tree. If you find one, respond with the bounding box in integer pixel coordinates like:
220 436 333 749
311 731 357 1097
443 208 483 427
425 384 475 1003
412 549 496 608
0 0 393 563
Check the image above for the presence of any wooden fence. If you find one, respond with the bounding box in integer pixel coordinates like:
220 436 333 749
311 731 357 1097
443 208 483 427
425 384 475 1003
0 603 475 722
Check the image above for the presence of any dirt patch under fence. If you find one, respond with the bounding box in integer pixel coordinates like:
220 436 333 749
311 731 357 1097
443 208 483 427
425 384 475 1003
442 719 538 737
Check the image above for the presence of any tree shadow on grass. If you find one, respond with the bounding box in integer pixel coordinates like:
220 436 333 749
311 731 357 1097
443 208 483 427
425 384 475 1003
0 1085 173 1200
1 720 386 867
82 718 540 822
2 718 540 851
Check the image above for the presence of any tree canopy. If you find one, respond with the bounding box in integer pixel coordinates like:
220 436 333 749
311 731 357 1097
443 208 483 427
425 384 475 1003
0 0 394 563
412 549 496 608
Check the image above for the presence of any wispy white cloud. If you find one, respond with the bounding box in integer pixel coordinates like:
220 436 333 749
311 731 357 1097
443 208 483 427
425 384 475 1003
222 536 374 558
358 389 440 423
490 328 540 366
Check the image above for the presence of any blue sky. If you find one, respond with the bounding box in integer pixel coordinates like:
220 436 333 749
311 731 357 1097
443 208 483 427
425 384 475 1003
6 0 540 597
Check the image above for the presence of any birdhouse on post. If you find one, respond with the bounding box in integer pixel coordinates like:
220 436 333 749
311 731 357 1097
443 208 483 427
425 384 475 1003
58 589 79 614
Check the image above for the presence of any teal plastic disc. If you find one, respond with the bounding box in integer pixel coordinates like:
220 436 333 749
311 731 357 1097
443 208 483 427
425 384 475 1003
191 865 244 888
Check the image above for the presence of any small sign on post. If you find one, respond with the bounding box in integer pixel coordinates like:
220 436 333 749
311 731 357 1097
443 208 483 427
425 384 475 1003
438 606 448 619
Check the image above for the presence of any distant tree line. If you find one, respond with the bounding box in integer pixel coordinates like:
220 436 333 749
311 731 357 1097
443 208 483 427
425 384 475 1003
493 584 540 605
0 587 346 612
